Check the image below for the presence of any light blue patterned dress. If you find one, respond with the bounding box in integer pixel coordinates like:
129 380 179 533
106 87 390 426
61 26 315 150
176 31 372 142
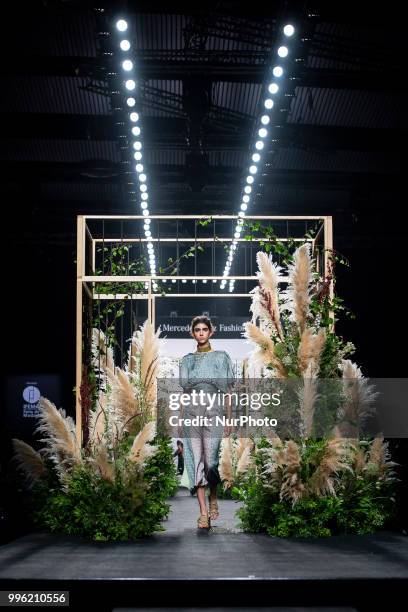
179 350 235 491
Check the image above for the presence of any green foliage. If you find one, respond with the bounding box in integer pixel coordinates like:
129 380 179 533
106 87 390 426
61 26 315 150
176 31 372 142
30 436 178 541
92 245 148 351
234 472 339 537
273 317 302 377
215 481 234 499
232 437 397 538
95 244 147 295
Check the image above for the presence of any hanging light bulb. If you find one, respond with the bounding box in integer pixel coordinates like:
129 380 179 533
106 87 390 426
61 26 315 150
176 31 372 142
120 40 131 51
116 19 128 32
283 24 295 36
125 79 136 91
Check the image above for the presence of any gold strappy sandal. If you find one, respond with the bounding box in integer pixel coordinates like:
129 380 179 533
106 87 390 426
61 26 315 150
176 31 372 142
209 499 219 520
197 513 211 529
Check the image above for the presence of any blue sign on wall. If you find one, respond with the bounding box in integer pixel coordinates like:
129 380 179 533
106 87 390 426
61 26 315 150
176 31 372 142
5 375 62 436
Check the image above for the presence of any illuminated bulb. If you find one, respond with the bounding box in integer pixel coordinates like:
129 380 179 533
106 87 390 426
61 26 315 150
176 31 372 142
125 79 136 91
116 19 128 32
135 163 143 172
258 128 268 138
122 59 133 71
246 175 254 184
273 66 283 77
252 153 260 163
268 83 279 94
140 184 147 191
261 115 270 125
241 203 248 210
244 185 252 194
120 40 130 51
132 126 141 136
255 141 264 150
141 193 148 200
243 195 250 203
278 46 288 57
133 141 142 150
264 98 274 109
249 165 257 174
126 97 135 107
142 209 149 216
130 112 139 122
134 152 142 161
283 24 295 36
141 202 148 209
139 173 146 182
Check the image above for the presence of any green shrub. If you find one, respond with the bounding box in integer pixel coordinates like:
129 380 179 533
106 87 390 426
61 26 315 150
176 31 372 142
232 437 397 538
30 435 178 541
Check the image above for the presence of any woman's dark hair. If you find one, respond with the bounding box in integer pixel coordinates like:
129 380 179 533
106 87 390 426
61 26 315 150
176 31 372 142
190 315 213 333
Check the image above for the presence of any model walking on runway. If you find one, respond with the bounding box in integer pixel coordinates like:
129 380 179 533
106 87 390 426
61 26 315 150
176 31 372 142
179 315 235 529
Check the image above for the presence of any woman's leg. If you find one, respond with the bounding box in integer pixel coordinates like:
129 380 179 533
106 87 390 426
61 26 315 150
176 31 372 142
185 411 210 521
206 425 223 519
196 484 208 516
209 484 219 518
182 434 195 491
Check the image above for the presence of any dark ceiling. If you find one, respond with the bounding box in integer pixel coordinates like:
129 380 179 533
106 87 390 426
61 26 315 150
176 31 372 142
1 0 407 383
1 1 405 245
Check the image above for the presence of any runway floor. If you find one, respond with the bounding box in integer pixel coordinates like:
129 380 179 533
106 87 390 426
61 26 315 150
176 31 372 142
0 488 407 611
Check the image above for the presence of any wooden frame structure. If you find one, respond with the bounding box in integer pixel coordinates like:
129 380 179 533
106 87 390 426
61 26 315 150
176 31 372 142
76 214 333 443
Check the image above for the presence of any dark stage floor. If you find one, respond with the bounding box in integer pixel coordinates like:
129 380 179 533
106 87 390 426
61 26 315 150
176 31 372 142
0 489 407 611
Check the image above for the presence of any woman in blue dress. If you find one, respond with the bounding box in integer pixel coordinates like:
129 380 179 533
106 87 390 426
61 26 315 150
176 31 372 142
179 315 235 529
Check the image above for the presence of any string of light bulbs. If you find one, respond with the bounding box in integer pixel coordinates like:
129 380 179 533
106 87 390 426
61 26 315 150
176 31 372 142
220 23 296 293
114 17 158 292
